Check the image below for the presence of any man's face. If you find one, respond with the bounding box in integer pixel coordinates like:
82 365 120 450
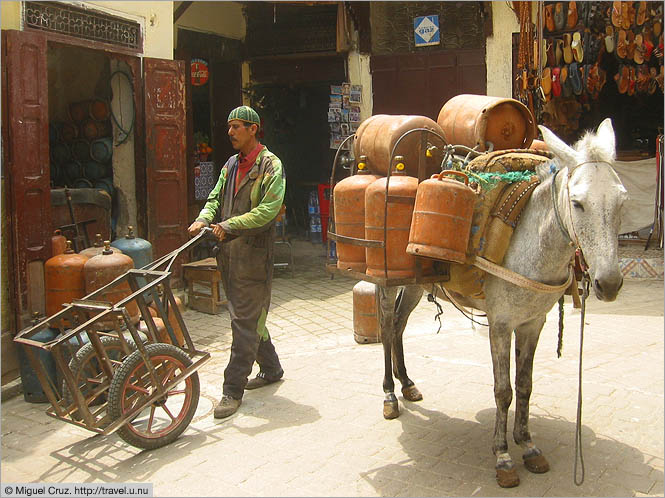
228 120 256 151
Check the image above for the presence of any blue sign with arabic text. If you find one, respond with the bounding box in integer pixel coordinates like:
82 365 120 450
414 15 440 47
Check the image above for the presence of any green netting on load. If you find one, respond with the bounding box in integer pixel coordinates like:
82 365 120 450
463 170 536 191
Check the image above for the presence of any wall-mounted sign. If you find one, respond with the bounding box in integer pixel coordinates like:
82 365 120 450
414 15 440 47
191 58 209 86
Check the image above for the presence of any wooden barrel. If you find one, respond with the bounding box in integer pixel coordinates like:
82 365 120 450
353 281 380 344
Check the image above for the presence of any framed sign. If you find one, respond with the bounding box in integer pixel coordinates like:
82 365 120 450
191 58 209 86
414 15 440 47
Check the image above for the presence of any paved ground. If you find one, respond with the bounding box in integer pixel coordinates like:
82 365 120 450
2 240 663 497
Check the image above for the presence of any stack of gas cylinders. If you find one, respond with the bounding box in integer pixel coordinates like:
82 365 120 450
19 227 154 403
333 114 477 280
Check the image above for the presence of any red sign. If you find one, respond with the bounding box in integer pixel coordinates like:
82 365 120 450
191 58 209 86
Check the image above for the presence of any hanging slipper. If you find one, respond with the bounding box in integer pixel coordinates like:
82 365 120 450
572 31 584 62
552 66 562 97
567 1 578 29
614 64 630 93
563 33 574 63
561 65 574 97
648 66 658 94
605 26 615 53
621 1 632 30
570 61 583 94
626 30 636 60
554 2 567 31
634 33 645 63
636 1 647 26
542 67 552 101
636 64 650 92
654 19 662 39
617 29 628 58
545 4 555 32
612 1 622 28
555 38 564 65
547 38 556 67
597 66 607 91
643 26 655 60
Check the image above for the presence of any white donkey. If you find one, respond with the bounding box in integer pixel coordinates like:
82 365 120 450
376 118 628 487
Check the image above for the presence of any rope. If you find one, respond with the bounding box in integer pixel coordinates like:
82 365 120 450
426 288 444 333
109 70 136 146
574 274 590 485
557 296 564 357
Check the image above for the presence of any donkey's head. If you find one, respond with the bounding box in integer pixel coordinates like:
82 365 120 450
538 119 628 301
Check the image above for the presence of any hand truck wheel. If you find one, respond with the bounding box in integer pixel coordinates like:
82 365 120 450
62 336 137 418
108 343 200 449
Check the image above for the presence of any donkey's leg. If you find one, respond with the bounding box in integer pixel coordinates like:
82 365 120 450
390 285 424 402
489 322 520 488
378 286 400 419
514 317 550 474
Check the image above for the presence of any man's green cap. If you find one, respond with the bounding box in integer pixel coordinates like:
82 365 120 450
227 105 260 126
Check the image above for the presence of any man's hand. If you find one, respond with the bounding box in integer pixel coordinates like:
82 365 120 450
211 223 226 241
188 221 206 236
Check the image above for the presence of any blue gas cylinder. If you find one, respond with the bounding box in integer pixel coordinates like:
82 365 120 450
111 226 153 292
18 316 59 403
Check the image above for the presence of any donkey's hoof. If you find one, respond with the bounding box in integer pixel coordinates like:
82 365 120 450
496 467 520 488
383 400 399 419
523 453 550 474
401 385 423 402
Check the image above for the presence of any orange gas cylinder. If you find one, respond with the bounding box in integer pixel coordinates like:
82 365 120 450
149 294 185 347
354 115 444 178
333 158 381 272
138 317 167 343
407 171 477 264
45 240 89 318
365 159 419 278
83 241 139 329
80 233 123 259
352 281 380 344
51 230 67 257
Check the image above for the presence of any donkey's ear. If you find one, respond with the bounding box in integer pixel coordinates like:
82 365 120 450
535 161 557 182
595 118 616 160
538 124 579 166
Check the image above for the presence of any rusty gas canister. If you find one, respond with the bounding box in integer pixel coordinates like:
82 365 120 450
83 241 139 329
45 241 89 318
437 94 536 152
149 292 185 347
407 171 477 264
51 229 67 257
80 233 123 259
352 281 380 344
354 115 444 178
365 159 419 278
333 158 381 272
139 317 167 343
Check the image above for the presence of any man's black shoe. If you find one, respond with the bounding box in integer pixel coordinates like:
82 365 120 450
245 370 283 390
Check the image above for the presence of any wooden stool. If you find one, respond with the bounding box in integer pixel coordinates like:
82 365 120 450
182 257 227 314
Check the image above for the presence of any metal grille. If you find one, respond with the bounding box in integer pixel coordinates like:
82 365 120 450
24 1 141 51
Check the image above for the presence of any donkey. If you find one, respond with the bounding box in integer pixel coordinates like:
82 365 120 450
376 118 627 487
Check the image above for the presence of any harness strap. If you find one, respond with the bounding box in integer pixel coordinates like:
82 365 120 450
473 255 574 293
551 168 575 246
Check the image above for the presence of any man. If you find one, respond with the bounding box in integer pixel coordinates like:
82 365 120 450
188 105 286 419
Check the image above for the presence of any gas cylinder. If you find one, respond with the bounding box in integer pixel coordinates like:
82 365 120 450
365 159 419 278
83 241 139 329
45 241 89 318
112 226 153 295
80 233 123 259
353 115 445 178
407 171 476 264
51 229 67 257
333 158 381 272
149 293 185 347
352 281 380 344
139 317 168 343
18 313 58 403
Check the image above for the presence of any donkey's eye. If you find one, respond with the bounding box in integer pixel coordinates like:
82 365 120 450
572 200 584 211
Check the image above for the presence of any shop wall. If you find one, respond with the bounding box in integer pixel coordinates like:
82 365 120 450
486 1 521 98
1 1 20 30
174 1 245 43
347 48 373 122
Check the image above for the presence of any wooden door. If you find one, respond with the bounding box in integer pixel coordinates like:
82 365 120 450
143 58 188 282
2 30 51 329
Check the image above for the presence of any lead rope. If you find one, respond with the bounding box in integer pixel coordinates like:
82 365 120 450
574 271 590 485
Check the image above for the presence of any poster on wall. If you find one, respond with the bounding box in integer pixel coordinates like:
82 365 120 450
191 58 209 86
414 15 440 47
329 82 361 149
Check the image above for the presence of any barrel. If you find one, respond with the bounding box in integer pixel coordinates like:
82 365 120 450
89 99 110 121
51 142 72 165
407 171 476 264
365 164 419 279
71 139 91 162
90 137 113 163
352 281 380 344
437 94 536 152
354 114 445 178
333 161 380 272
83 160 107 181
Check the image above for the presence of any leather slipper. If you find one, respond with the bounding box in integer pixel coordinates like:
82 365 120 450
627 66 637 95
614 64 629 93
545 4 555 33
563 33 574 63
634 33 645 63
611 1 622 28
636 1 647 25
570 61 583 94
617 29 628 58
567 1 578 29
552 66 562 97
605 26 615 53
572 32 584 62
555 38 563 65
561 65 573 97
636 64 650 92
542 67 552 100
626 30 636 60
648 66 658 94
643 27 654 60
621 1 632 30
653 20 662 39
547 38 556 67
554 2 566 31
